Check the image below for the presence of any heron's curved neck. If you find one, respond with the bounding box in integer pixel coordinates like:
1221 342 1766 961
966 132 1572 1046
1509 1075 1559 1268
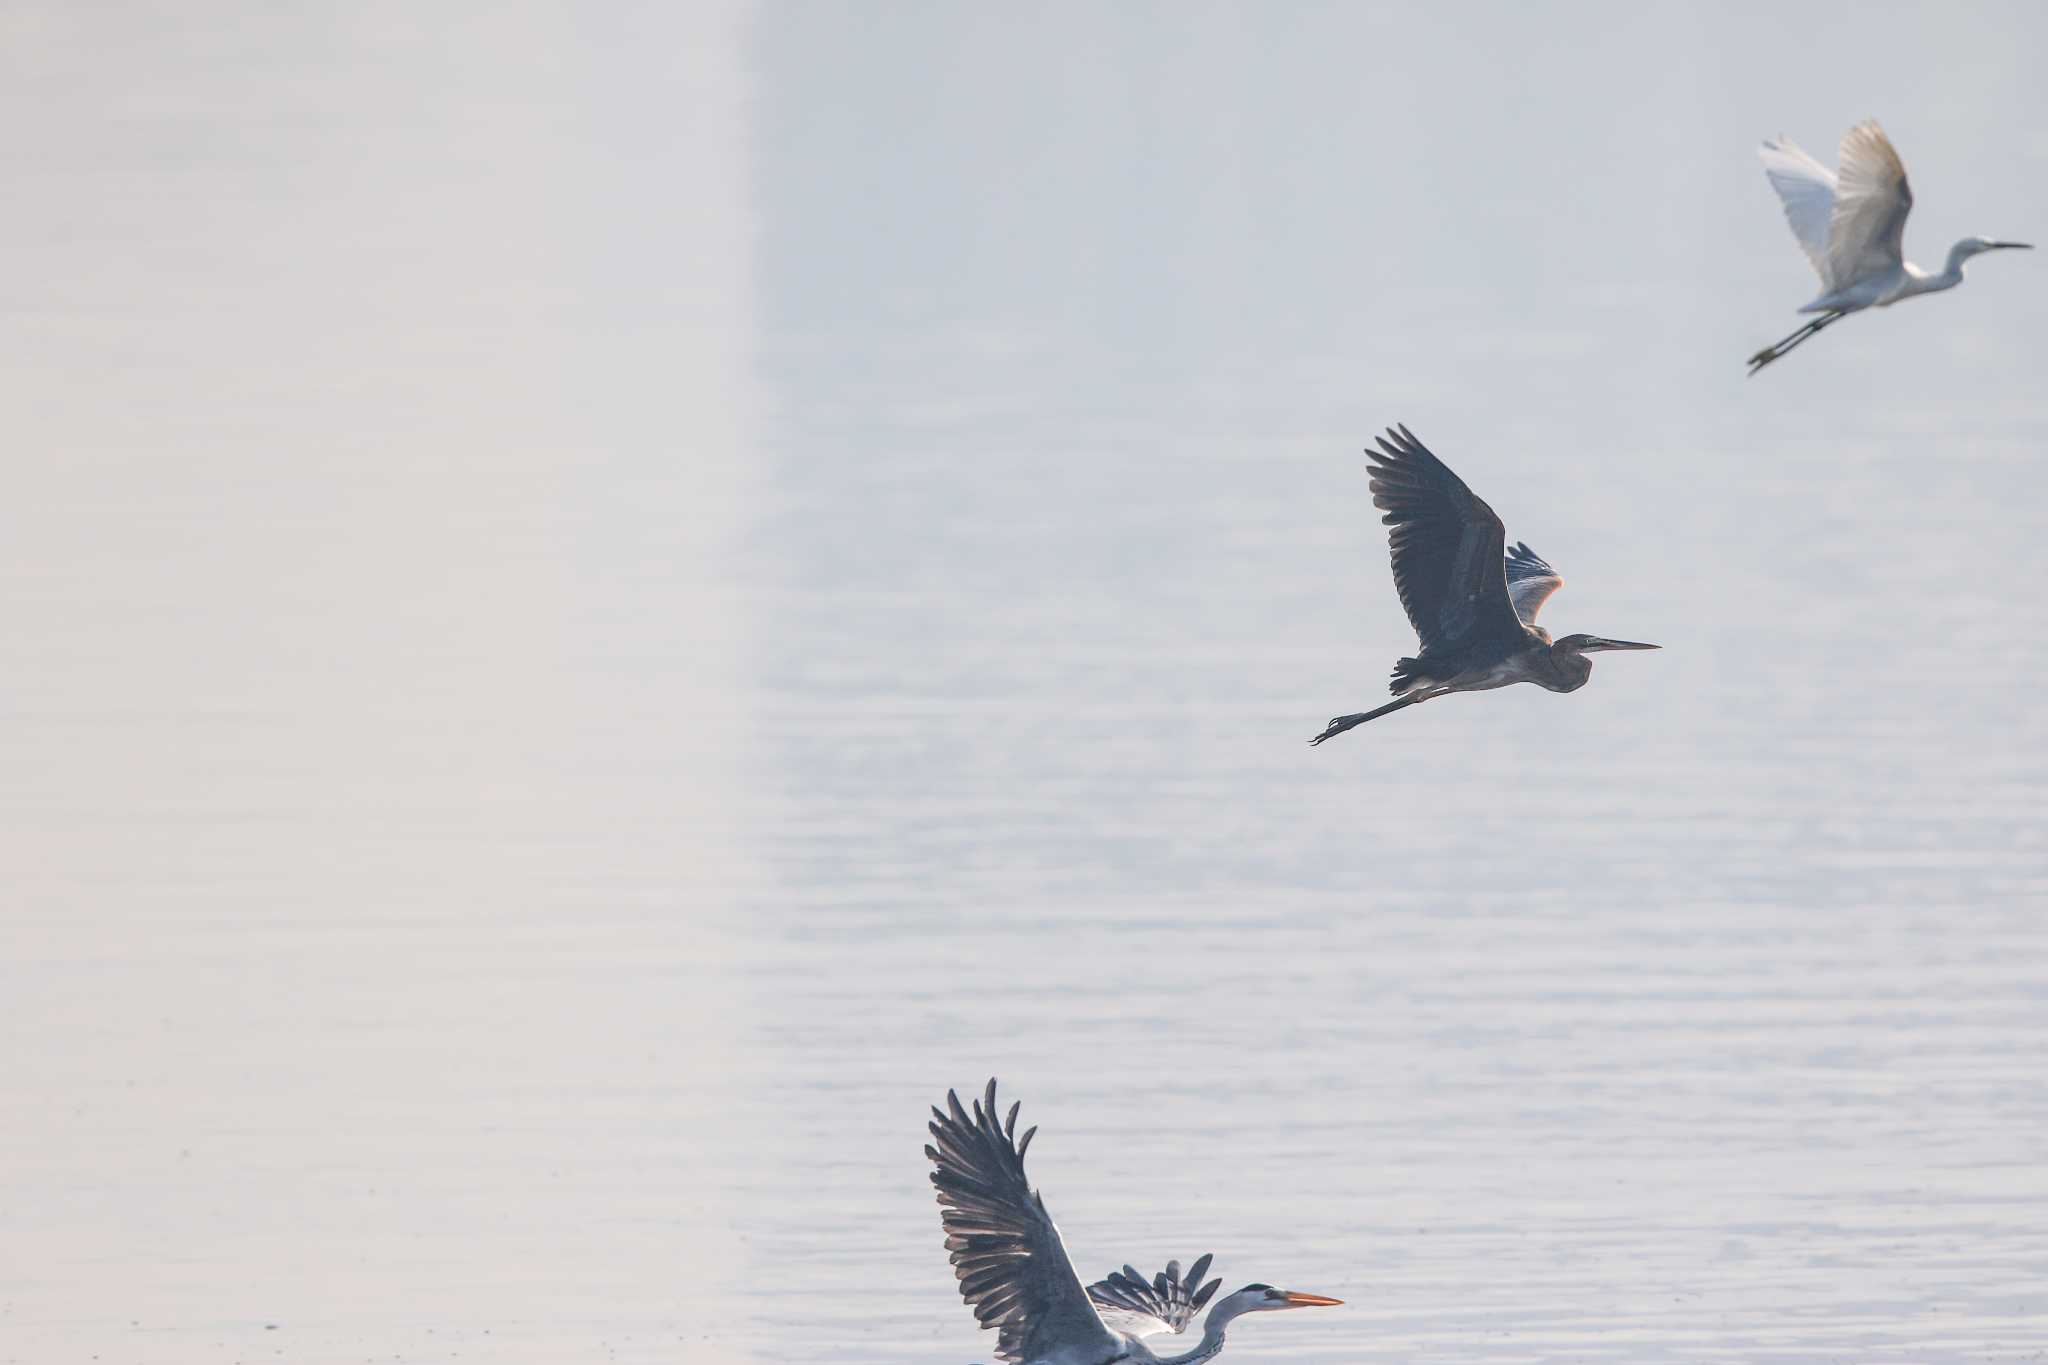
1150 1300 1251 1365
1911 242 1980 294
1945 239 1986 274
1546 642 1592 690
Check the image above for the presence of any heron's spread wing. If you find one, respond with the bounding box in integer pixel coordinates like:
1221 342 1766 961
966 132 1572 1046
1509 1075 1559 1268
1366 425 1519 653
1087 1255 1221 1339
1825 119 1912 288
1758 135 1838 284
1504 541 1565 625
928 1080 1122 1365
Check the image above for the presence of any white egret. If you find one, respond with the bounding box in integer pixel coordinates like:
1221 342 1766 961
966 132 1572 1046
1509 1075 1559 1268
1749 119 2030 374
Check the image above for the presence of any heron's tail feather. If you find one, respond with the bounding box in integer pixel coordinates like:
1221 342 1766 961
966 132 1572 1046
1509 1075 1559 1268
1389 655 1440 694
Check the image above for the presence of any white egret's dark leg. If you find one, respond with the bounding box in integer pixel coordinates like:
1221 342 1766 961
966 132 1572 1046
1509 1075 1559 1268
1747 311 1846 375
1748 317 1826 372
1308 691 1425 745
1762 313 1843 364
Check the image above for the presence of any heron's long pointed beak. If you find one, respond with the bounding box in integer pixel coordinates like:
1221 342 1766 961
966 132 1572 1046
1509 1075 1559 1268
1280 1292 1344 1308
1586 638 1660 652
1989 241 2033 250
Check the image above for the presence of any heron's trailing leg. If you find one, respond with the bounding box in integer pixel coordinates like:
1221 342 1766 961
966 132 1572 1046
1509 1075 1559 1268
1747 310 1845 375
1308 690 1428 745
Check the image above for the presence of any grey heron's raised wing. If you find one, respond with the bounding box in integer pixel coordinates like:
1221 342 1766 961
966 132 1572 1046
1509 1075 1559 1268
1504 541 1564 625
1367 425 1520 652
927 1080 1123 1365
1825 120 1912 288
1087 1255 1221 1339
1758 134 1839 285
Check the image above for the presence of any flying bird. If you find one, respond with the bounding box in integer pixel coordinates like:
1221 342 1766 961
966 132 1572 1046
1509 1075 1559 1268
1748 118 2030 374
926 1079 1342 1364
1309 426 1658 746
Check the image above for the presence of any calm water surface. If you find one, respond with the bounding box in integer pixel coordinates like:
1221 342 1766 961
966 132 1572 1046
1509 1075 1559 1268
5 4 2047 1362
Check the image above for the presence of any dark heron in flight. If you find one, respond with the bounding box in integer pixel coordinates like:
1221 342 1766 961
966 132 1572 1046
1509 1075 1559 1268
927 1079 1342 1364
1309 425 1658 746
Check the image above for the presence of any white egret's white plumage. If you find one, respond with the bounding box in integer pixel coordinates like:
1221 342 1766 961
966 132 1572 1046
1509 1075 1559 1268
1749 119 2031 374
925 1080 1342 1364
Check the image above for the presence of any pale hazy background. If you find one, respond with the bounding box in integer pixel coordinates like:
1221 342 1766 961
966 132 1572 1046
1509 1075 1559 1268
4 3 2045 1362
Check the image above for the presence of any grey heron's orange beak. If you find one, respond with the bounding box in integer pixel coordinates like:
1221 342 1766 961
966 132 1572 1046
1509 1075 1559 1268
1582 638 1660 652
1279 1291 1344 1308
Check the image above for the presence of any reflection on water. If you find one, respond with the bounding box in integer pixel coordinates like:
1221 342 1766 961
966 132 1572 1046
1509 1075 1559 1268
7 3 2048 1363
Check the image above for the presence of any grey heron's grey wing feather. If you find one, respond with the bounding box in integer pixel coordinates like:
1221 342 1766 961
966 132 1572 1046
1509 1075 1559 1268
1366 425 1519 653
927 1080 1123 1365
1504 541 1565 625
1758 135 1839 286
1086 1255 1222 1338
1827 119 1912 285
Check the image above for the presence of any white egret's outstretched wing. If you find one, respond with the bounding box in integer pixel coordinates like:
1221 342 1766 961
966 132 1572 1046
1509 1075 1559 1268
927 1080 1122 1365
1758 134 1838 284
1503 541 1565 626
1086 1255 1221 1339
1825 120 1912 288
1366 425 1521 653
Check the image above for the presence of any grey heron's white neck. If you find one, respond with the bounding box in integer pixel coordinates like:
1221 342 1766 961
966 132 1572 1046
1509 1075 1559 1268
1149 1296 1256 1365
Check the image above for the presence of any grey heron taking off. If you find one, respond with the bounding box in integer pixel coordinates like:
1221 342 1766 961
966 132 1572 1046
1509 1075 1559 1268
1748 119 2031 375
1309 426 1658 746
926 1079 1342 1364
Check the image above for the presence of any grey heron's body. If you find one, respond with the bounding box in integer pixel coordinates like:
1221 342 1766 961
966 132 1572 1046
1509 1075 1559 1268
1308 427 1657 746
1392 620 1587 699
926 1080 1342 1365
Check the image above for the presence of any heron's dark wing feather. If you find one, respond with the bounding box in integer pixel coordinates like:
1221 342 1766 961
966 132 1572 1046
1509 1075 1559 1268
1504 541 1565 625
928 1080 1123 1364
1086 1254 1221 1339
1367 425 1520 651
